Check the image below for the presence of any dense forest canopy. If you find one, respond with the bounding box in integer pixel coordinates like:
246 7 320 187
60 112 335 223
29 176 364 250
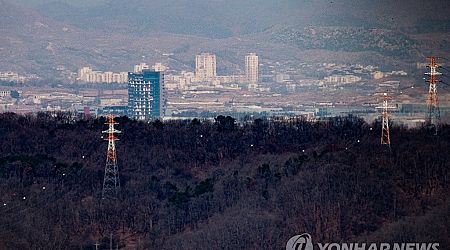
0 112 449 249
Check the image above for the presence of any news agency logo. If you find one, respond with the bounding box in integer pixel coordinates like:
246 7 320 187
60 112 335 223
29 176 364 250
286 233 313 250
286 233 440 250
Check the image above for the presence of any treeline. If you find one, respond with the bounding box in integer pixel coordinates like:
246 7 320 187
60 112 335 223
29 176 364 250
0 112 449 249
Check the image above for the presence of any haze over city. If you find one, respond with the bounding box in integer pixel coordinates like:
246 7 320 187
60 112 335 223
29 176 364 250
0 0 449 249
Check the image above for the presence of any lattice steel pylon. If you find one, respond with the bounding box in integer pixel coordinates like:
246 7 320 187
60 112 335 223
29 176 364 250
424 56 441 134
376 93 396 146
102 114 121 199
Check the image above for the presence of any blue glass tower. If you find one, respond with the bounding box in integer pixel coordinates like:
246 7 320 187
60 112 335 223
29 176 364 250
128 70 164 120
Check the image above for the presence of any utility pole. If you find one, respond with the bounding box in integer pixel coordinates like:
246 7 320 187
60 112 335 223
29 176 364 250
425 56 441 134
376 93 395 146
102 114 121 199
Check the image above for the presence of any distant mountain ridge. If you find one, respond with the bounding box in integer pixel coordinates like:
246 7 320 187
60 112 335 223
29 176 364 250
274 27 417 57
1 0 449 76
23 0 450 38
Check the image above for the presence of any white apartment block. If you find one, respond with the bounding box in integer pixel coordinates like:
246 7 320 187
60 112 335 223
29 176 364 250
324 75 362 84
195 53 217 82
77 66 128 83
134 63 150 73
153 63 167 72
245 53 259 89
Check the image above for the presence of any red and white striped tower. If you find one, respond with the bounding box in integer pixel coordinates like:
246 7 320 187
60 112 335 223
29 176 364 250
425 57 441 133
102 115 121 199
376 93 396 146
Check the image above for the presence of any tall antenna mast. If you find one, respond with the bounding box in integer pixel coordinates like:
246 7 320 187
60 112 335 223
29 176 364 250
425 56 441 134
376 92 395 146
102 114 121 199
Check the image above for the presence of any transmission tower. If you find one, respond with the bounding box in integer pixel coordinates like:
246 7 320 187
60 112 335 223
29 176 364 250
424 56 441 133
376 93 395 146
102 115 121 199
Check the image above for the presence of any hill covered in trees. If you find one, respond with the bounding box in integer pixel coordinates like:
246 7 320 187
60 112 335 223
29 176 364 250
0 113 449 249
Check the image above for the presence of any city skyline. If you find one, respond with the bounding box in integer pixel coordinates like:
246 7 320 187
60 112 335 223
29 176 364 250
75 52 262 89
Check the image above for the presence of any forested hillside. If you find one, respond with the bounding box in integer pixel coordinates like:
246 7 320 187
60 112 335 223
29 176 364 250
0 113 449 249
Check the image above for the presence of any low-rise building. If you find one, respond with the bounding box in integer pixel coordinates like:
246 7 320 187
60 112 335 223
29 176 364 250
324 75 361 84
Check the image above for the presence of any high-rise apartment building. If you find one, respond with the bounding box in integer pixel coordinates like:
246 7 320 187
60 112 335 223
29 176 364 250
245 53 259 89
128 70 164 120
195 53 216 81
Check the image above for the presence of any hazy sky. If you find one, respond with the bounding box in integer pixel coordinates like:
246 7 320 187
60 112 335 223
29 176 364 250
17 0 108 7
